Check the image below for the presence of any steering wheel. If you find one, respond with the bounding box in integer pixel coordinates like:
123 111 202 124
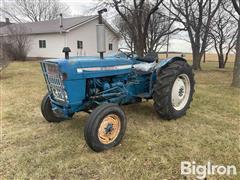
118 48 134 58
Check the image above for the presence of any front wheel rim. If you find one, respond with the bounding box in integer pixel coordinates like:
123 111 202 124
98 114 121 144
171 74 191 111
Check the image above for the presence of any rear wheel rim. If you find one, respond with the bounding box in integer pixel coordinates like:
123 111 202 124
171 74 191 111
98 114 121 144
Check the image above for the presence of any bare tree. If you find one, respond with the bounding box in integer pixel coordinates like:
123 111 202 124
0 37 9 71
146 10 181 53
114 4 181 54
0 0 69 23
98 0 164 57
210 2 237 68
115 15 135 53
1 24 30 60
231 0 240 87
167 0 221 70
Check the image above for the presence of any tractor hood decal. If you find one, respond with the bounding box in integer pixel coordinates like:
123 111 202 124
76 65 132 73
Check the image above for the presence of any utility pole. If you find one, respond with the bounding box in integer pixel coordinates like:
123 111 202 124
166 2 172 58
166 35 170 58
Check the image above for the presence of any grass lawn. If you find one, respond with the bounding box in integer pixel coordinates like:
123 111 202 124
1 61 239 179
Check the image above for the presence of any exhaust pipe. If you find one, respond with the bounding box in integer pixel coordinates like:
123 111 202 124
96 8 107 59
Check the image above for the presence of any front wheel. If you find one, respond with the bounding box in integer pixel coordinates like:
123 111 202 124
153 60 195 120
84 104 127 152
41 93 67 123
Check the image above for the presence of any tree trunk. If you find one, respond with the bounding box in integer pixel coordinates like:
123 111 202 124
135 39 145 57
218 54 225 68
203 52 206 63
232 19 240 87
192 49 202 70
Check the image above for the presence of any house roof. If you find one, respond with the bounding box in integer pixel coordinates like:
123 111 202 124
0 15 120 37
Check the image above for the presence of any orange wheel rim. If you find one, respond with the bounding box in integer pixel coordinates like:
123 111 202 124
98 114 121 144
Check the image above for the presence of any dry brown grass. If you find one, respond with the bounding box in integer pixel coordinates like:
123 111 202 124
1 61 240 179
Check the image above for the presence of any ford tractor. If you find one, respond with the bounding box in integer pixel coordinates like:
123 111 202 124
40 10 195 152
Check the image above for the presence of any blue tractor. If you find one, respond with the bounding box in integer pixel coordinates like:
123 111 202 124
40 11 195 152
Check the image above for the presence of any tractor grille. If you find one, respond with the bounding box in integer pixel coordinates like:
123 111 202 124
41 62 67 102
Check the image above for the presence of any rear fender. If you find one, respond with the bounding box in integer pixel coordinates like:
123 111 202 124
149 57 187 95
155 56 187 70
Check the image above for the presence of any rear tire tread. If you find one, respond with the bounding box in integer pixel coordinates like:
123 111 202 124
153 60 195 120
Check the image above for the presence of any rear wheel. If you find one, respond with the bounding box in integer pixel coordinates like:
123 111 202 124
41 93 66 123
153 60 195 120
84 104 127 152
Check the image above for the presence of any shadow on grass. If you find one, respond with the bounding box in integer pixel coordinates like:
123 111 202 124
56 102 159 135
0 74 11 80
65 112 88 131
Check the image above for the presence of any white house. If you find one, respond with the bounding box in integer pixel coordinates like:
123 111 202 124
0 16 120 58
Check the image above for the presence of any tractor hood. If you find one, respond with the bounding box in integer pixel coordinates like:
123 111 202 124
43 56 133 80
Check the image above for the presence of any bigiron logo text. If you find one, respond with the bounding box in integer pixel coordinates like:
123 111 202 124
181 161 237 179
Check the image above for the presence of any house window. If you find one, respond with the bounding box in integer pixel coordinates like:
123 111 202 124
77 41 83 49
39 40 46 48
109 43 113 51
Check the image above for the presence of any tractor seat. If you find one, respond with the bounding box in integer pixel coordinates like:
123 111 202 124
133 62 157 72
136 52 158 63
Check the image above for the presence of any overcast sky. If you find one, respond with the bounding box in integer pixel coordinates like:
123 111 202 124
60 0 98 15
